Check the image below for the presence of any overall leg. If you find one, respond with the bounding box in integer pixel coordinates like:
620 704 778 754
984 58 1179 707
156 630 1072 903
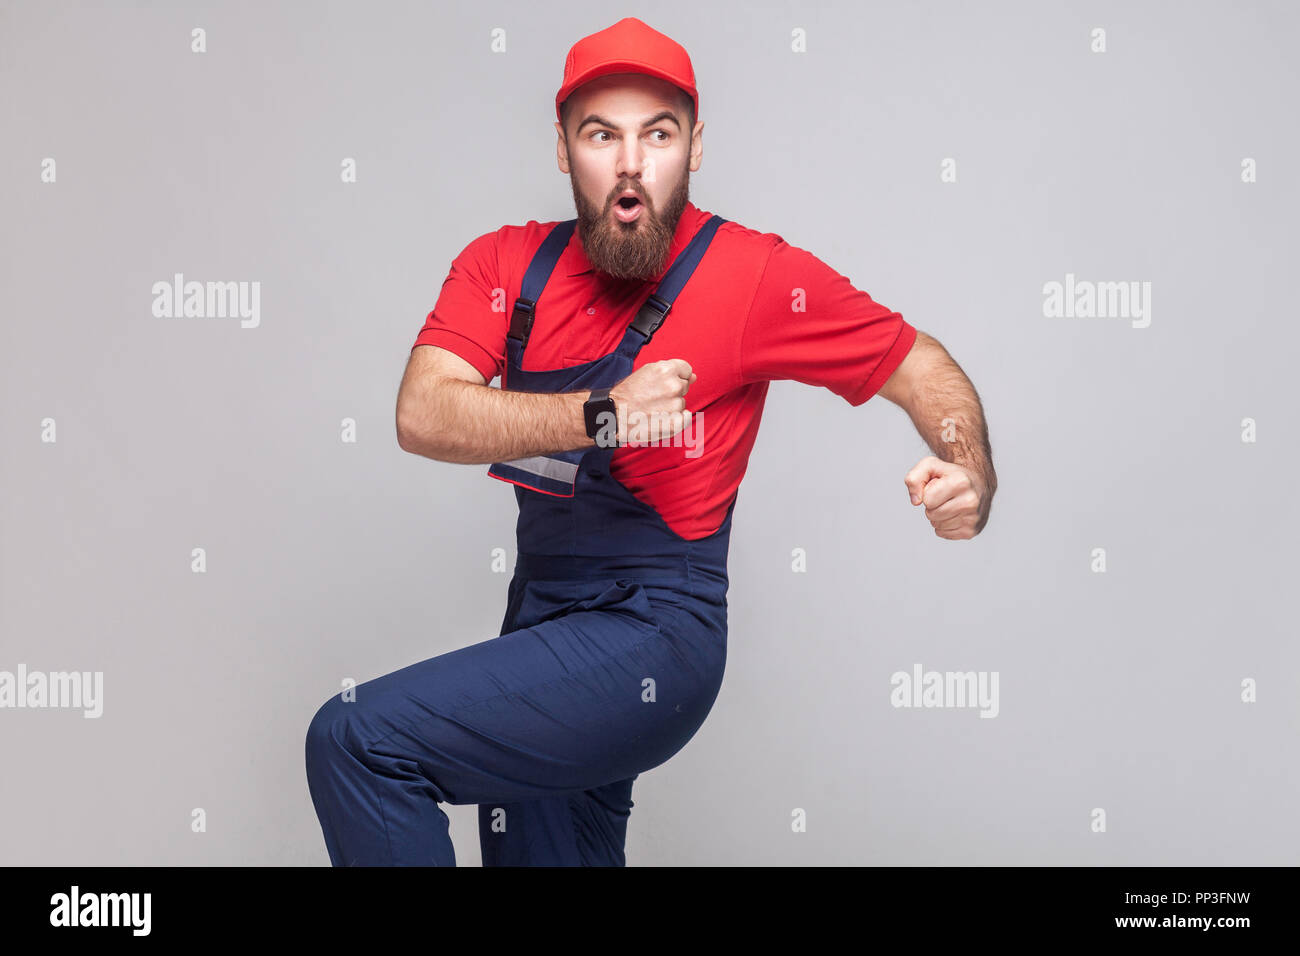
478 574 640 867
304 580 722 866
473 583 727 867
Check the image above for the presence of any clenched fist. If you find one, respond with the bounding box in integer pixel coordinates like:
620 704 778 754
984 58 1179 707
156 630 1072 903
904 455 993 539
609 359 696 445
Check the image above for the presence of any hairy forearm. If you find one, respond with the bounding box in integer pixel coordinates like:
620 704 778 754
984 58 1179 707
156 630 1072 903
398 376 595 464
901 340 998 495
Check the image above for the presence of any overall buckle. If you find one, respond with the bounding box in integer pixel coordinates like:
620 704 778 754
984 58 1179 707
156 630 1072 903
630 294 671 343
507 297 537 344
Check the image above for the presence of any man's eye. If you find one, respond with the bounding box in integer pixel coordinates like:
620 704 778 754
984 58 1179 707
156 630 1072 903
590 130 669 143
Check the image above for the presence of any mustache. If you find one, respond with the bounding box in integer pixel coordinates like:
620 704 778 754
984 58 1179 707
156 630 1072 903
610 185 649 204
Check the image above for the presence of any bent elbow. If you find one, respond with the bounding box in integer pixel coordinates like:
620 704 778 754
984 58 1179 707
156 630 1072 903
396 406 435 457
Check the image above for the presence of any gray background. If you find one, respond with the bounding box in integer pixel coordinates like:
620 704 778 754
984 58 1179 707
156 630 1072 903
2 0 1296 865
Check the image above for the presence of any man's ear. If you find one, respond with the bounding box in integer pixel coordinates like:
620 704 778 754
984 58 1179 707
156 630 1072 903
688 120 704 172
555 121 571 173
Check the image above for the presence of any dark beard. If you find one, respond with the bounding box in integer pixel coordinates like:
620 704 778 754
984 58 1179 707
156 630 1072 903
569 161 691 281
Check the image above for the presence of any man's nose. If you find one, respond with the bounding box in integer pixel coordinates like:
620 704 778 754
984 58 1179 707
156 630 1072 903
614 138 648 181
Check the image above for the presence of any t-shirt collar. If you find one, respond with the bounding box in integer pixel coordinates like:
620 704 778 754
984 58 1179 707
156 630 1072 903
564 200 704 281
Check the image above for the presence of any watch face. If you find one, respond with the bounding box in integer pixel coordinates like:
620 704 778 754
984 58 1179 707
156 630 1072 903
586 398 617 442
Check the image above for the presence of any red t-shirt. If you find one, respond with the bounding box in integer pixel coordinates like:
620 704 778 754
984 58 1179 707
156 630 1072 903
412 201 917 540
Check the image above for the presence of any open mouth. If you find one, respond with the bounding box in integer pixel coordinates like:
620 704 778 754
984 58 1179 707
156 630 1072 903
613 194 643 222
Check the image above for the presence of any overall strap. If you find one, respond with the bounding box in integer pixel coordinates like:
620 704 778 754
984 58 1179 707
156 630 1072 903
507 219 578 347
627 215 726 345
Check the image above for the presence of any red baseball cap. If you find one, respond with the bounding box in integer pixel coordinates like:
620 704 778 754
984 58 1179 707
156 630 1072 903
555 17 698 126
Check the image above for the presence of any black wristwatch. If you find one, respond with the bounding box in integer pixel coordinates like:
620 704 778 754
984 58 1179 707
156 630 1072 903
583 387 618 445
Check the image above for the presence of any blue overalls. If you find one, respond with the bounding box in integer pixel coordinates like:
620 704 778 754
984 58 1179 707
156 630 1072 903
306 215 734 865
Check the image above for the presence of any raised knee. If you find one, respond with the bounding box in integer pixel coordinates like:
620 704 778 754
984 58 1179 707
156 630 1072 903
305 693 357 774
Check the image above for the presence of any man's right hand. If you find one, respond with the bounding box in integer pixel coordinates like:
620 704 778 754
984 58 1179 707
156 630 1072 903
608 359 696 445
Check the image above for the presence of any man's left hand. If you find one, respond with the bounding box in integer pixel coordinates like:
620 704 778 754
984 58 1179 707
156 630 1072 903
903 455 992 540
